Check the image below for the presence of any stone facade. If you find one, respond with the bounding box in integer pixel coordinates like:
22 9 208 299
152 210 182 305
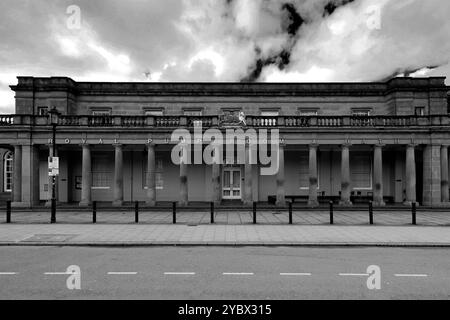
0 76 449 208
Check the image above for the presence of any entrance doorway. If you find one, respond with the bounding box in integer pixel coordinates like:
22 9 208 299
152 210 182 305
222 167 241 200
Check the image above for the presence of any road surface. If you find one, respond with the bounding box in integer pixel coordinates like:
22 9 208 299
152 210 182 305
0 246 449 299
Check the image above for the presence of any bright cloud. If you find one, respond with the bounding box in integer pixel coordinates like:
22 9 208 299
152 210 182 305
0 0 449 113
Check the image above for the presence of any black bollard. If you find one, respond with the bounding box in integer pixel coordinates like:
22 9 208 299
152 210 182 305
6 201 11 223
135 201 139 223
412 202 416 225
288 202 293 225
329 201 334 225
253 202 257 224
51 198 56 224
92 201 97 223
369 201 373 225
210 202 214 224
173 202 177 224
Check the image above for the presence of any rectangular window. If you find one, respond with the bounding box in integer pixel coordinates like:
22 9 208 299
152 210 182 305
4 152 13 192
144 108 164 116
298 155 309 189
260 110 279 116
91 109 111 116
183 109 203 116
143 158 164 190
37 107 48 116
298 108 319 116
352 109 372 116
415 107 425 116
92 155 111 188
351 154 372 190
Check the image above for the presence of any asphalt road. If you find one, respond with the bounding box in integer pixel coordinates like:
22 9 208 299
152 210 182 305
0 246 449 299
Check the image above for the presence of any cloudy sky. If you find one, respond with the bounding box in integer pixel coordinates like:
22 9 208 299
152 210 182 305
0 0 449 113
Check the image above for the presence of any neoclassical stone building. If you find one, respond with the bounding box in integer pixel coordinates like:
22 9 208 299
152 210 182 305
0 76 449 208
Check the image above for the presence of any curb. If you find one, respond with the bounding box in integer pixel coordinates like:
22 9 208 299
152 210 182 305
1 241 450 248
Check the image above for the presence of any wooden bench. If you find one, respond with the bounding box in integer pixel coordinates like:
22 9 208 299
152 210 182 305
268 195 395 205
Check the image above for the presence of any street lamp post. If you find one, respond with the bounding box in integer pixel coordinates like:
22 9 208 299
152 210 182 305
48 107 60 223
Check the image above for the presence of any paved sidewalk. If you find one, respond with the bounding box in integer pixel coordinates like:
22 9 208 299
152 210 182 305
1 223 450 247
2 209 450 226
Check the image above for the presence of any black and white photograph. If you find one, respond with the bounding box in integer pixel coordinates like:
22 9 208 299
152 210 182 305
0 0 450 310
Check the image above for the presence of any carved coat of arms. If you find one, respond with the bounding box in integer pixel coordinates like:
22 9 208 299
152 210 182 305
219 110 246 127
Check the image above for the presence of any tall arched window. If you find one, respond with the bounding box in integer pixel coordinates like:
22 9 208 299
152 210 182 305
3 151 13 192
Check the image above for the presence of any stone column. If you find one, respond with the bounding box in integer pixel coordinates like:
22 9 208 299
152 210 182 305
276 143 286 207
339 143 352 206
422 144 441 206
179 145 188 206
308 144 319 207
244 143 253 205
79 144 92 207
12 145 22 204
146 143 156 206
441 145 449 203
373 144 385 206
113 144 124 206
17 145 39 208
404 144 416 206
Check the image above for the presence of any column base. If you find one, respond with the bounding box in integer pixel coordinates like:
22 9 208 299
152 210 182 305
275 201 286 208
79 201 91 207
435 201 450 208
339 200 353 206
112 200 123 207
145 200 156 207
178 201 188 207
372 201 386 207
44 200 60 207
307 200 319 208
403 201 419 207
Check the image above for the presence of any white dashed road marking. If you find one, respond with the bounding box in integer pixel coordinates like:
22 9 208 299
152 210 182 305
0 272 18 275
280 273 312 276
222 273 254 275
164 272 196 275
394 274 428 277
107 272 138 275
44 272 70 275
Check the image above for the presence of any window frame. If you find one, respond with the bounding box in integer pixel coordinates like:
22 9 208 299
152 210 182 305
351 108 372 116
37 106 49 116
260 109 280 117
350 153 373 190
298 108 319 116
3 151 13 192
91 154 111 189
143 108 164 116
415 106 425 116
90 108 112 116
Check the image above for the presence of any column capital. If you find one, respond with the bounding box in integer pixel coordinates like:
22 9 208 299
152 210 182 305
342 142 352 148
113 143 123 148
374 143 385 148
406 143 417 148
